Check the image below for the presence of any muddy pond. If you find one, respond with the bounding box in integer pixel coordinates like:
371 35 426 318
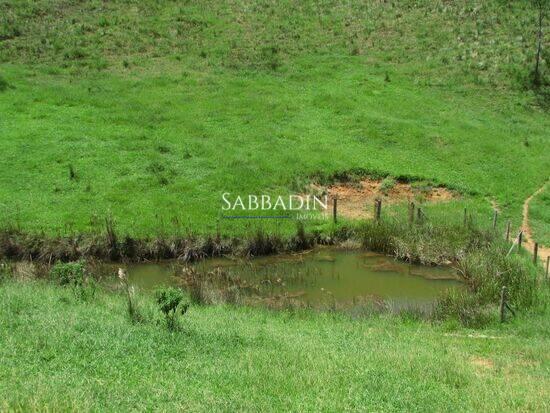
104 248 464 311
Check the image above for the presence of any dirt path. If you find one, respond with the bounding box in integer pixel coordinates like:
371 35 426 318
521 183 549 265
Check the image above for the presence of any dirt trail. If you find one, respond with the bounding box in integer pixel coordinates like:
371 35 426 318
521 183 549 265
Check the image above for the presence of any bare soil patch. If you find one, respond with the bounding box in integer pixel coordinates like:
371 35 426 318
308 178 458 219
470 357 495 374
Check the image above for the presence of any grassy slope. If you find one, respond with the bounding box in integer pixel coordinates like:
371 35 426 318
0 280 549 411
0 0 549 238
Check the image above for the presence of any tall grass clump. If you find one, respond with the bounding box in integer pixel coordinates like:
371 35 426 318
456 244 538 309
118 268 142 323
434 243 540 326
181 266 247 306
357 217 495 265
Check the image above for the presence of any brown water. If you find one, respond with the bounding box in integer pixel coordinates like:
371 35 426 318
108 249 463 309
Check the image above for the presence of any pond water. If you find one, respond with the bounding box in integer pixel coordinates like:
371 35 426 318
106 249 464 309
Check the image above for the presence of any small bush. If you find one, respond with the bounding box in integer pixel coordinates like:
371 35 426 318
50 261 85 286
380 177 396 194
50 261 96 300
155 286 189 330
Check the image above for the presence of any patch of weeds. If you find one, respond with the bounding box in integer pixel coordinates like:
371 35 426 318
50 261 85 286
63 48 87 60
434 290 494 328
50 260 96 300
146 161 165 174
261 45 281 71
411 180 433 194
380 176 396 194
434 243 539 327
146 161 176 185
0 261 11 281
0 75 8 92
156 144 171 154
155 286 189 331
68 164 77 181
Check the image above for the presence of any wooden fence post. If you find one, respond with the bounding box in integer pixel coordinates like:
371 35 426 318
533 243 538 264
518 231 523 251
417 207 423 224
546 256 550 280
500 286 507 323
505 221 511 242
492 210 498 230
333 198 338 224
408 201 415 225
376 199 382 221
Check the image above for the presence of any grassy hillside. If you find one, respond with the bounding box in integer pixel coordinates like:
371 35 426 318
0 0 548 239
1 280 549 411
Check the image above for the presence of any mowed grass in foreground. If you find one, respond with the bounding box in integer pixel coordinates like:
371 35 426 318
0 280 549 411
1 58 548 237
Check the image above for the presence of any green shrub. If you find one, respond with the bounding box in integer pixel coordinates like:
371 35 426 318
50 260 95 300
380 177 397 194
155 286 189 330
50 261 85 286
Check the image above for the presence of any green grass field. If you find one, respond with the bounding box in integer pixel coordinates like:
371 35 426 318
1 1 549 410
0 0 549 239
0 280 549 412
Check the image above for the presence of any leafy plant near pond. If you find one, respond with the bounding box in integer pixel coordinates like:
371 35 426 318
49 260 95 300
154 286 189 331
49 261 85 286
